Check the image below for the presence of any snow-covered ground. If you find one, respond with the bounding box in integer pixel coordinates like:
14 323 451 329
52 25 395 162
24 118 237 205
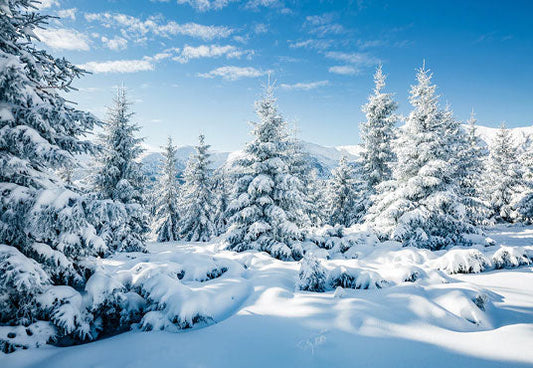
3 226 533 368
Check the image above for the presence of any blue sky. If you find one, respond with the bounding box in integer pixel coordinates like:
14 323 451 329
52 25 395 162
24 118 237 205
36 0 533 151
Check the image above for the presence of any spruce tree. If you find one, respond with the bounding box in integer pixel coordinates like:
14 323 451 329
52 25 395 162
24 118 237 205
456 111 490 224
326 156 360 227
226 84 307 260
178 134 217 242
93 87 149 252
359 65 397 215
516 138 533 222
484 123 523 222
366 63 474 249
0 0 109 341
154 137 181 242
212 167 231 235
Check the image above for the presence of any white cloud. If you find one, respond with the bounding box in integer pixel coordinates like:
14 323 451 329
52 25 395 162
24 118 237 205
197 66 266 80
325 51 379 66
289 39 333 50
254 23 268 34
36 0 59 9
245 0 290 13
174 0 238 11
79 59 154 73
101 36 128 51
34 28 90 50
84 12 233 41
57 8 77 20
280 80 329 90
304 13 344 36
328 65 359 75
173 44 252 63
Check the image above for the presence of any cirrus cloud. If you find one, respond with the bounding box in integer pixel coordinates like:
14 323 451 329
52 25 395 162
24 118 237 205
280 80 329 90
197 66 267 80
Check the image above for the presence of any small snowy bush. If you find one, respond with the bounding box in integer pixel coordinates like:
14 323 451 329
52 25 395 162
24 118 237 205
298 256 327 292
492 246 531 269
433 248 491 274
328 266 389 290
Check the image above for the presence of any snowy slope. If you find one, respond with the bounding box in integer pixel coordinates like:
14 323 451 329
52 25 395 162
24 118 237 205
3 226 533 368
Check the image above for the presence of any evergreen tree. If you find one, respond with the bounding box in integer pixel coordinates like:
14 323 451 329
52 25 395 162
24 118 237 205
178 134 216 242
359 65 397 216
516 138 533 223
366 63 475 249
483 123 523 222
456 110 491 224
154 137 181 242
226 84 307 260
326 156 360 227
93 87 149 252
212 167 231 235
0 0 110 340
306 169 327 226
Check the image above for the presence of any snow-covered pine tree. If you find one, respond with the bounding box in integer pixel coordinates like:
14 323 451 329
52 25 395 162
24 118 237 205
366 63 475 249
93 87 149 252
306 169 327 226
226 84 307 260
326 156 360 227
516 137 533 222
178 134 217 242
455 110 491 224
212 167 231 235
0 0 116 344
483 123 523 222
359 65 397 217
154 137 181 242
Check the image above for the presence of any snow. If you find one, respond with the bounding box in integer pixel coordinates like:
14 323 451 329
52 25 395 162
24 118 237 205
3 225 533 367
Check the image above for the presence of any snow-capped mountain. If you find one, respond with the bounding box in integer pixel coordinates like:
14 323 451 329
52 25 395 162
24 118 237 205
139 124 533 181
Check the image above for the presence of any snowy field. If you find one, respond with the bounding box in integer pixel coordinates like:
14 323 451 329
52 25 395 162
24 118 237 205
2 225 533 368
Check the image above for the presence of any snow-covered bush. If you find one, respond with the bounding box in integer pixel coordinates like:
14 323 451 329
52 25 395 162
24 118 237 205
298 256 327 292
491 246 531 269
432 248 491 274
328 266 389 290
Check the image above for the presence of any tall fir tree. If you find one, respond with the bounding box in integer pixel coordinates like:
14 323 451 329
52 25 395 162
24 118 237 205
359 65 397 217
516 137 533 222
212 167 231 235
93 87 149 252
0 0 120 342
366 63 475 249
154 137 181 242
226 84 307 260
326 156 360 227
178 134 217 242
456 110 491 224
483 123 523 222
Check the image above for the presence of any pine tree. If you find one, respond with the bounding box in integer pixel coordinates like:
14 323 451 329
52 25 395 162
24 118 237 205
456 111 490 224
178 134 217 242
516 138 533 223
226 84 307 260
366 63 474 249
483 123 523 222
359 65 397 216
212 167 230 235
93 87 149 252
154 137 181 242
326 156 360 227
0 0 109 341
306 169 327 226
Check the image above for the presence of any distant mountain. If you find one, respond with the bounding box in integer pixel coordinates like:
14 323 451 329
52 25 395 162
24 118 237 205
73 124 533 185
